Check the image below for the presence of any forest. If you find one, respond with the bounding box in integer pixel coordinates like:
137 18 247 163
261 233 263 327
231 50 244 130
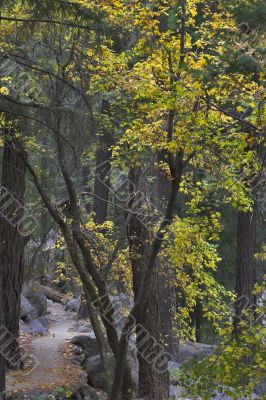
0 1 265 399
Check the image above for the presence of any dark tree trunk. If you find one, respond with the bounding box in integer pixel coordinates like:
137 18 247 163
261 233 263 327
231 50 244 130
137 274 169 400
154 153 178 358
190 301 203 342
128 167 169 400
234 206 257 331
0 127 26 365
93 99 113 224
0 237 5 398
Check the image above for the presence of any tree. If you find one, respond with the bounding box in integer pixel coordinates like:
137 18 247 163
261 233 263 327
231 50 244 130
0 1 265 400
0 125 26 365
0 242 5 398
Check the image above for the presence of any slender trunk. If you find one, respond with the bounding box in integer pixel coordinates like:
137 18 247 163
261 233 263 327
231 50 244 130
84 290 113 394
78 293 91 319
109 144 183 400
51 113 133 398
0 127 26 366
190 301 203 342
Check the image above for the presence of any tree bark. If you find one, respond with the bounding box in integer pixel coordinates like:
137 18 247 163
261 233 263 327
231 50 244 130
127 166 169 400
0 127 26 366
154 152 178 358
0 228 5 398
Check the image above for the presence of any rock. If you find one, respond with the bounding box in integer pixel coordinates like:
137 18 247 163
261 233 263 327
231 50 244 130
255 379 266 396
73 345 83 355
176 341 215 365
168 385 258 400
84 355 115 392
20 319 34 334
20 295 38 321
169 385 184 398
73 321 93 333
77 324 91 333
22 281 47 317
72 333 138 392
28 319 50 336
168 361 182 384
110 293 133 332
77 385 103 400
71 354 85 367
37 316 51 328
71 334 99 358
65 296 81 312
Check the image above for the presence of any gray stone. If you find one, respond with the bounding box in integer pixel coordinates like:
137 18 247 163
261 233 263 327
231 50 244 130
20 295 38 321
37 316 51 328
65 297 81 312
111 294 133 331
168 361 182 384
28 319 50 336
176 341 215 365
72 333 138 393
169 385 184 398
84 355 116 392
77 324 91 333
20 319 34 334
22 281 47 317
255 379 266 396
71 334 100 358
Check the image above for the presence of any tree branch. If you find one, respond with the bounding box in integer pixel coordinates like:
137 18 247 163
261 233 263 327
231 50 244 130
0 16 98 30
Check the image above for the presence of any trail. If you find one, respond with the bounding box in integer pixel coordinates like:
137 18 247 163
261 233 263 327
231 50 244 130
6 301 86 396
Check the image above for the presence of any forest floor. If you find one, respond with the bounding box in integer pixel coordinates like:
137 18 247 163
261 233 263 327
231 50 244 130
6 301 87 398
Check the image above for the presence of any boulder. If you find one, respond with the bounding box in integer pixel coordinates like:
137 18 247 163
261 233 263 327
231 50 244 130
71 334 99 358
169 385 184 399
22 281 47 317
168 385 258 400
27 319 49 336
84 355 115 392
20 320 34 334
37 316 51 328
65 296 81 313
168 361 182 384
110 294 133 332
72 333 138 392
77 324 91 333
256 380 266 396
176 341 215 365
20 295 38 321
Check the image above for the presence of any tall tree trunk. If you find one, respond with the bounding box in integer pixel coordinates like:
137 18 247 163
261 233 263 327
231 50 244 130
0 127 26 365
128 167 169 400
110 150 183 400
154 153 178 358
0 237 6 398
234 205 257 331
